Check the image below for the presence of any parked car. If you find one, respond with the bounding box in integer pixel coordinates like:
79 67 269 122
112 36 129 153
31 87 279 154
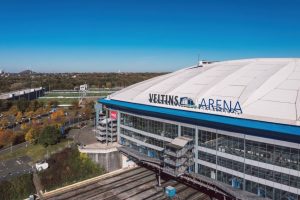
35 161 49 171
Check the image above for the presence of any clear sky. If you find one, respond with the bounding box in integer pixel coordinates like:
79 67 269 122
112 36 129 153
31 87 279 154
0 0 300 73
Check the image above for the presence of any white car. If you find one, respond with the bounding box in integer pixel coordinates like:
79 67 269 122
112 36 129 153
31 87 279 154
35 161 49 171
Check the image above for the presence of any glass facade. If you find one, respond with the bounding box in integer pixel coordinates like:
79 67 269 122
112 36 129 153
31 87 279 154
198 129 216 150
120 127 164 148
198 130 300 200
181 126 195 139
119 111 300 200
121 113 178 139
198 163 298 200
120 136 163 159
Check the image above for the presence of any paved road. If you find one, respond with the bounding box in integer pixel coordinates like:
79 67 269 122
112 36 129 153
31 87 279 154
0 142 30 156
0 118 91 156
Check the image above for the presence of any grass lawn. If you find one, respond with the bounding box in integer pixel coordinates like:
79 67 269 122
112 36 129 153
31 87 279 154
44 92 109 97
38 98 79 104
0 139 73 163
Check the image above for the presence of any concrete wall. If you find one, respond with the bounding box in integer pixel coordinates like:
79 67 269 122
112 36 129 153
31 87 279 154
88 151 122 172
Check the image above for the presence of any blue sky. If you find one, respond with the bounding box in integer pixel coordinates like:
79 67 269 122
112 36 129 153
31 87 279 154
0 0 300 72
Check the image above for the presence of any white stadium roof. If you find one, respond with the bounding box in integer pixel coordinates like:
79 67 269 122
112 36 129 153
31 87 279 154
109 58 300 126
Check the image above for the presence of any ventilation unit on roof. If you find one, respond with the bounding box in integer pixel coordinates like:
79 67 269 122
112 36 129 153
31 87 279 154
198 60 203 67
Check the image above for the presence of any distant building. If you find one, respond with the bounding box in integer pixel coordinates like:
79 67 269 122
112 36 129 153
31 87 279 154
80 84 88 91
0 87 45 101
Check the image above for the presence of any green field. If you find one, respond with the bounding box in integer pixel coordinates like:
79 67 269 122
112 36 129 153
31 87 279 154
38 98 80 104
44 92 111 97
0 139 73 163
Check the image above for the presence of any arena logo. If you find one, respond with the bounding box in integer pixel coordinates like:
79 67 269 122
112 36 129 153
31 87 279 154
148 93 243 114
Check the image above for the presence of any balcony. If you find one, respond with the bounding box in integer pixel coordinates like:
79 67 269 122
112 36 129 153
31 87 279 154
164 146 194 158
118 146 162 166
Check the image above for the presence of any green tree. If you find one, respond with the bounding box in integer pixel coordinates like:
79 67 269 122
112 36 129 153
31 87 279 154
39 126 61 147
0 99 13 112
16 98 30 113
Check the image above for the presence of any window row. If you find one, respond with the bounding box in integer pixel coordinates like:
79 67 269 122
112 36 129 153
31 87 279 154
120 128 164 148
120 137 163 159
198 164 298 200
198 151 300 189
121 113 178 139
199 131 300 170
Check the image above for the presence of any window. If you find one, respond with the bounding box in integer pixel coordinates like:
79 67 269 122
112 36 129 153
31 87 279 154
121 113 178 139
198 130 216 149
181 126 195 139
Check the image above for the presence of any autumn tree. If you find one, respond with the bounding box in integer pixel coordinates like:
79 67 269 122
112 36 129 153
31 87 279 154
82 101 95 119
0 118 9 128
20 123 29 134
51 109 65 122
28 100 40 112
16 112 23 122
8 105 18 116
0 130 15 146
71 100 79 110
25 128 41 143
26 111 34 119
34 107 44 116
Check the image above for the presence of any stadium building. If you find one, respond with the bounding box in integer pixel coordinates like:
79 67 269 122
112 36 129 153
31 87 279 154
99 58 300 200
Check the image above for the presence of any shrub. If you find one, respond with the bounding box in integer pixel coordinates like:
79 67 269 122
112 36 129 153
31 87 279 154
39 148 105 190
0 174 35 200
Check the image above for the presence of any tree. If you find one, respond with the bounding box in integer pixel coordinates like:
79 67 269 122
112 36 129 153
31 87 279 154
0 118 9 128
20 123 29 131
30 100 40 111
0 130 15 146
16 98 30 113
48 100 59 108
71 100 79 110
25 128 40 143
16 111 23 122
51 109 65 122
26 111 34 119
34 107 44 117
0 99 13 112
38 126 60 147
8 105 18 116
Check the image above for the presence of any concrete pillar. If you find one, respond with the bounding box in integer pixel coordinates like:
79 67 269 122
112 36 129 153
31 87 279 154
117 110 121 143
195 127 199 173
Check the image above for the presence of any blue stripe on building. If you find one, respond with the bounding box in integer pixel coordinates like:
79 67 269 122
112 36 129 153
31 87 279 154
99 98 300 143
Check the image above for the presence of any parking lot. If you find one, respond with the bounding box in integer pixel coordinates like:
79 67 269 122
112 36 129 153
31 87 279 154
0 156 33 180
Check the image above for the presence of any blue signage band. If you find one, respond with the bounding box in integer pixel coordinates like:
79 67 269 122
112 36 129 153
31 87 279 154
99 98 300 143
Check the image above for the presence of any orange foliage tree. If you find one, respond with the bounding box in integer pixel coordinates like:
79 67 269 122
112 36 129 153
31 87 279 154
51 109 65 122
0 130 15 146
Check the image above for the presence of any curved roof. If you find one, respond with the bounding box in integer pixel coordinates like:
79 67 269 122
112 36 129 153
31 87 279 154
109 58 300 126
